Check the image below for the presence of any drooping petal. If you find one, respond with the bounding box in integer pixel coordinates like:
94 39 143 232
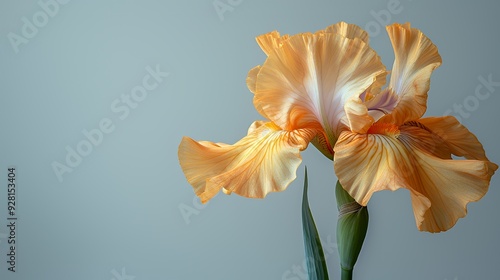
417 116 494 162
334 124 496 232
333 127 403 206
253 32 386 145
378 23 442 125
178 122 317 203
398 121 451 159
407 146 495 232
256 31 290 56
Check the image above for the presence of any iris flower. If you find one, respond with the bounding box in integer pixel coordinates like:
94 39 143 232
178 22 497 232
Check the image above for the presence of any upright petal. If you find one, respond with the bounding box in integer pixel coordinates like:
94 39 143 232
246 65 269 119
379 23 442 125
178 122 317 203
246 65 261 94
364 71 388 98
256 31 290 56
322 22 369 42
334 123 496 232
253 32 386 145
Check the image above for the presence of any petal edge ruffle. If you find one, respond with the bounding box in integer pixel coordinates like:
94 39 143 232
334 125 496 232
254 32 386 143
379 23 442 125
178 122 317 203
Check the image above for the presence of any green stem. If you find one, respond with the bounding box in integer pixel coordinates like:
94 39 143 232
341 267 353 280
336 181 368 280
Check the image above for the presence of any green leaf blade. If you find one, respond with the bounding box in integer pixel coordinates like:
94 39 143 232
301 167 330 280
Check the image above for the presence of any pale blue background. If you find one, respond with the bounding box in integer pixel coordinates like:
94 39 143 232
1 1 499 279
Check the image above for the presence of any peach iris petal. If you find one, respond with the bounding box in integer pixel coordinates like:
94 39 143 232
418 116 495 162
256 22 369 58
246 65 261 94
334 122 497 232
321 22 369 42
378 23 442 125
334 129 404 205
343 94 375 134
343 87 398 135
406 144 495 232
246 66 269 119
256 31 290 56
365 71 389 97
178 122 317 203
364 88 399 121
246 120 267 134
253 32 386 145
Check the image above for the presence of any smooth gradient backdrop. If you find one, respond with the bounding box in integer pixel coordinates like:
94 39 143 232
1 1 499 279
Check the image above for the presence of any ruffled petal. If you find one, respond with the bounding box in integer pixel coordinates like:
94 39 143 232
253 32 386 144
378 23 442 125
178 122 317 203
256 31 290 56
322 22 369 42
257 22 368 58
407 146 495 232
252 22 371 91
334 124 496 232
323 22 389 98
417 116 495 162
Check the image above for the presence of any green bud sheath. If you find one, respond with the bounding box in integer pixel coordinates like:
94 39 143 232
335 181 369 280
